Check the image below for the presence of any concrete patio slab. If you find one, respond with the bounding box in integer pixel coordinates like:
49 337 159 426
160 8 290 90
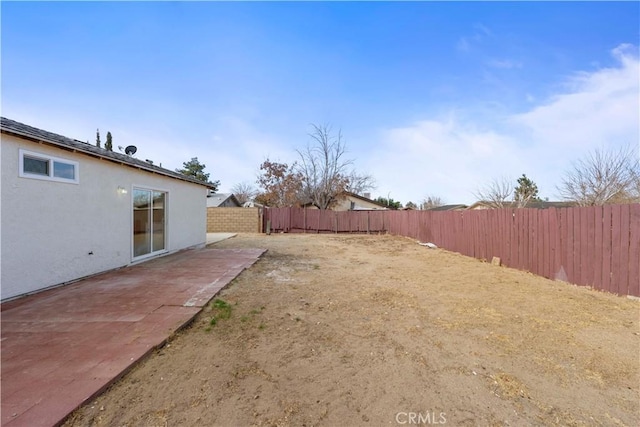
206 232 237 245
1 246 265 427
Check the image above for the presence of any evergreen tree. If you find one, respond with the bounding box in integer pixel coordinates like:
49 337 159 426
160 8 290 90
405 201 417 209
96 129 101 148
514 174 540 207
374 196 402 210
105 131 113 151
176 157 220 191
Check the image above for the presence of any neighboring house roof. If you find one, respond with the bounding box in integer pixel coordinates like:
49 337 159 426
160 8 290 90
428 204 469 211
467 200 577 210
301 191 388 210
1 117 216 189
207 193 241 207
344 192 388 209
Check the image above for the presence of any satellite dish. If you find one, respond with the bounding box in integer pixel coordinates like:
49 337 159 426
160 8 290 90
125 145 137 155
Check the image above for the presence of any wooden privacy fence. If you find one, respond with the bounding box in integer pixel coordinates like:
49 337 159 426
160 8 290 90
263 205 640 297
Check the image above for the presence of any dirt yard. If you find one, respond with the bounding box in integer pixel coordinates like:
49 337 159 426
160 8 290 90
65 233 639 427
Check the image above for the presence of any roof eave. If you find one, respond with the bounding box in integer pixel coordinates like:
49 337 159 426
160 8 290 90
1 126 214 189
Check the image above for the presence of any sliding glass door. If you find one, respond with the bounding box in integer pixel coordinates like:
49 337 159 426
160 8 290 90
133 188 166 258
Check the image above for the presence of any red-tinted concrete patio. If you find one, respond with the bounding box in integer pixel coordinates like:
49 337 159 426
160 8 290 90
1 246 265 427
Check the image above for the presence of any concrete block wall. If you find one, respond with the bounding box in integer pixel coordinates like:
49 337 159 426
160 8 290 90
207 207 262 233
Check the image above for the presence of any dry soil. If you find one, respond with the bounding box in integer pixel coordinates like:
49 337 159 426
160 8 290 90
64 233 639 427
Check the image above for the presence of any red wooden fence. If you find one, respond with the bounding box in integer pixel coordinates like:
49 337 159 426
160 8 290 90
263 205 640 297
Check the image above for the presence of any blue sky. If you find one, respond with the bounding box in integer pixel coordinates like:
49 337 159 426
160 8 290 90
2 1 639 205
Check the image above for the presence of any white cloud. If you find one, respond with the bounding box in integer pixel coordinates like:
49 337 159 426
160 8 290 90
364 116 523 205
511 44 639 155
365 44 640 205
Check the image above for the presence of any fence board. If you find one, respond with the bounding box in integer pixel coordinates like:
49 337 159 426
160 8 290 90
593 207 603 289
613 205 624 293
542 209 550 279
458 212 466 255
578 207 589 287
572 207 582 285
618 205 630 295
534 209 542 277
516 209 526 271
500 209 508 265
584 207 594 287
529 209 537 275
628 204 640 297
611 205 623 294
510 209 518 269
601 205 613 293
549 208 556 279
492 209 501 261
475 211 483 260
562 209 572 283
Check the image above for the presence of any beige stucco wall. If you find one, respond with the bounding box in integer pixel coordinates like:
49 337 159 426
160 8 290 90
1 134 208 300
305 195 387 211
333 195 386 211
207 207 262 233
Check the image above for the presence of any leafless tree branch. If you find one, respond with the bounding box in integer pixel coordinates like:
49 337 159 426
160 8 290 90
296 124 375 209
421 195 445 210
474 176 514 208
231 181 259 205
557 144 640 206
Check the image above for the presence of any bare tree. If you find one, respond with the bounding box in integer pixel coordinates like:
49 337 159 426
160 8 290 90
474 176 513 208
231 181 259 205
296 124 375 209
558 144 640 206
344 170 376 195
421 195 445 210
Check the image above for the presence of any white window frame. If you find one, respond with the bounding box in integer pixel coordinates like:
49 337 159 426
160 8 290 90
19 149 79 184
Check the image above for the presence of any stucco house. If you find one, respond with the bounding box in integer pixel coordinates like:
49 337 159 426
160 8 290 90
1 117 216 301
303 192 388 211
206 192 241 207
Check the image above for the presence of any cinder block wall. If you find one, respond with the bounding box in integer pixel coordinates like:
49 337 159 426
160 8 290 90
207 207 262 233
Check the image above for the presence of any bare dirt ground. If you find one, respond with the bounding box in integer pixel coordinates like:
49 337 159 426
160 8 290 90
65 233 639 427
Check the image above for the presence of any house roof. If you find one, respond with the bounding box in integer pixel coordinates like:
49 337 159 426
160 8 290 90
466 200 577 210
343 191 388 208
1 117 216 189
428 204 469 211
206 193 241 207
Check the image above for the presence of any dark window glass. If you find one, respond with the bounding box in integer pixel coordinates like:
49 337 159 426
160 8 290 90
24 156 49 176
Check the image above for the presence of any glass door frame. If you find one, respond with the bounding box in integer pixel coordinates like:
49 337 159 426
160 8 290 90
132 186 168 261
